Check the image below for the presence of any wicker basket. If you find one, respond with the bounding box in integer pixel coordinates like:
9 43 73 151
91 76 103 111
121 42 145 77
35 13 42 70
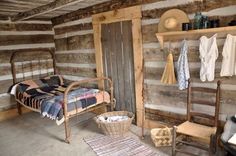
95 111 134 136
151 126 172 147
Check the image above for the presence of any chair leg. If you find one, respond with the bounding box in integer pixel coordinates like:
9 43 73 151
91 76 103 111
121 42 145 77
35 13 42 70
172 126 177 156
64 118 70 144
16 102 22 115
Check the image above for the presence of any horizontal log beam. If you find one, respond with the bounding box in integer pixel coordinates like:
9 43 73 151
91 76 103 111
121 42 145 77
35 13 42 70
0 61 53 76
52 0 145 25
0 23 52 31
0 69 54 81
55 53 95 64
0 43 55 51
54 22 92 35
56 66 96 77
0 14 9 20
12 0 85 21
142 0 236 19
0 35 54 46
145 108 225 127
0 48 54 63
52 0 236 25
54 34 94 51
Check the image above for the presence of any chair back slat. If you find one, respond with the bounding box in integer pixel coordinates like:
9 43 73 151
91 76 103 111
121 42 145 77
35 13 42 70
191 87 216 93
190 112 215 120
191 99 215 106
187 79 221 127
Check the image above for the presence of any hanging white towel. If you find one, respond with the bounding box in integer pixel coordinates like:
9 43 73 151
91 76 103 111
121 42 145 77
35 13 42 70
199 34 218 82
220 34 236 77
177 40 190 90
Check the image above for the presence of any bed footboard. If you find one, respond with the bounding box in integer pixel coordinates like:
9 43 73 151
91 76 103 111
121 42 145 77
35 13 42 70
63 77 114 143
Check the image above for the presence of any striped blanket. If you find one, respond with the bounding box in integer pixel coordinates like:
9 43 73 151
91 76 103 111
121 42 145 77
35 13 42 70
14 75 110 121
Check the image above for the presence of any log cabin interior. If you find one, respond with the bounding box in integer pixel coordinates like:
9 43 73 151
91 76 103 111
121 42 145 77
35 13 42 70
0 0 236 155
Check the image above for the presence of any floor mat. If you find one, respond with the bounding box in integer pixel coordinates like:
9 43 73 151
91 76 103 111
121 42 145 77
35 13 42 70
84 135 168 156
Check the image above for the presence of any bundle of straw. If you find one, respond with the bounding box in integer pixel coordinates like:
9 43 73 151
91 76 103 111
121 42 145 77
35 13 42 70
161 52 177 84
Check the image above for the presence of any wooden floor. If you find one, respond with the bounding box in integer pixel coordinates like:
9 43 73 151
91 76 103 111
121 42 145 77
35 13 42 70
0 112 226 156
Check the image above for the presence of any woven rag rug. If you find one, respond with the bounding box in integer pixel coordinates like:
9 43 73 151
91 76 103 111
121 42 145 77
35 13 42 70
84 135 168 156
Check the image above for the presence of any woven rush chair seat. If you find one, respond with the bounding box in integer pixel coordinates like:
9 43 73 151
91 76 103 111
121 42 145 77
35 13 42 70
177 121 217 143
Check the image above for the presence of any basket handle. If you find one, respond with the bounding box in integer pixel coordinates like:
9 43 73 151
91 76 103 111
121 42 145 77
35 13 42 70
159 125 172 135
163 126 171 135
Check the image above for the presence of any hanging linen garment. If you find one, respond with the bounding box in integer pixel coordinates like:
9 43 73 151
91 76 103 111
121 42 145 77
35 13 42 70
161 51 177 84
220 34 236 76
177 40 190 90
199 34 218 82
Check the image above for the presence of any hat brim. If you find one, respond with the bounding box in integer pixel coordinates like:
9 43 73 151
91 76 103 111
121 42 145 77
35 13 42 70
158 9 190 33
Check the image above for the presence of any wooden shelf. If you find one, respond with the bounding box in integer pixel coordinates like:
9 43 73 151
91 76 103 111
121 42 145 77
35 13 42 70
156 26 236 49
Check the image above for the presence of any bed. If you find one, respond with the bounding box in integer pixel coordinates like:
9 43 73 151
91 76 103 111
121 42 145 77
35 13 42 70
9 50 114 143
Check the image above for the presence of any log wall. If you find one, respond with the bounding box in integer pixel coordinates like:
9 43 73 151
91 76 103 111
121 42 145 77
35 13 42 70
54 18 96 81
0 20 55 112
52 0 236 126
141 0 236 125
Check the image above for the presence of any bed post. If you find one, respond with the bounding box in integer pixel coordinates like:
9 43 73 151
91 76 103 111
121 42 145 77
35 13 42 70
64 118 70 143
64 84 71 143
16 102 22 115
64 105 70 144
62 77 113 143
49 50 57 75
10 52 22 115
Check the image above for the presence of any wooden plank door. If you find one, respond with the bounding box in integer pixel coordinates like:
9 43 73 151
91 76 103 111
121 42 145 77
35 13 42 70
101 21 136 115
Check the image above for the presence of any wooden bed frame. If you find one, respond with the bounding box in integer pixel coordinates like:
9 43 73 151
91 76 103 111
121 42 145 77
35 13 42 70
10 50 114 143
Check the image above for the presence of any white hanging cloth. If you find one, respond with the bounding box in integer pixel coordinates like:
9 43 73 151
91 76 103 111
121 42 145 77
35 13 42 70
177 40 190 90
199 34 218 82
220 34 236 77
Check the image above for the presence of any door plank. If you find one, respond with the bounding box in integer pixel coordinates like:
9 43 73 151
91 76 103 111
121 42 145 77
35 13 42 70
122 21 136 114
115 22 126 111
110 22 122 111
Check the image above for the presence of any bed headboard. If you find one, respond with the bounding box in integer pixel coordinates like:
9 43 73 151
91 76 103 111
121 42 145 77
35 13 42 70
10 50 56 84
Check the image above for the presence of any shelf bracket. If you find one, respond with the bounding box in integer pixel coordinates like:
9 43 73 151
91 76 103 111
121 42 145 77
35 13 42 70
156 34 164 49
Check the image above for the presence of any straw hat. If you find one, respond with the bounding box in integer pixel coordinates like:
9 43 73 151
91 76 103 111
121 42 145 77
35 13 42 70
158 9 189 32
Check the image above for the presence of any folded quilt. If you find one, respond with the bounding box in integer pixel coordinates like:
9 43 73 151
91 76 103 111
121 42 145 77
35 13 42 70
40 88 99 120
12 75 110 122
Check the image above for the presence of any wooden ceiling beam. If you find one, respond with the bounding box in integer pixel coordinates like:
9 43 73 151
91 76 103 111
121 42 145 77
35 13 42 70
11 0 85 21
52 0 163 25
0 14 9 20
0 2 39 8
1 0 46 6
52 0 142 25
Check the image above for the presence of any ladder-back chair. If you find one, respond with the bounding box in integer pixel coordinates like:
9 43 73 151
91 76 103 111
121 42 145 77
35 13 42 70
172 79 221 156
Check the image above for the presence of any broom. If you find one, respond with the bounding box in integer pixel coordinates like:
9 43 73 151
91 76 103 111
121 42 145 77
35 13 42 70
161 51 177 84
